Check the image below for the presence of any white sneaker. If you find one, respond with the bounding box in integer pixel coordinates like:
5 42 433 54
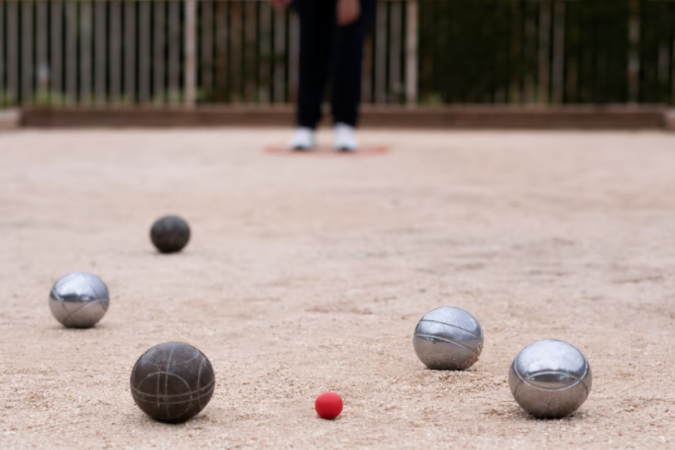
288 127 316 151
333 123 358 152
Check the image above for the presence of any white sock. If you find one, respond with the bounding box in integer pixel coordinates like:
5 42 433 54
288 127 316 150
334 123 358 151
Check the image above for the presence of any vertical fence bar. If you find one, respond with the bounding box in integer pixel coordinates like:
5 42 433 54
389 1 402 104
524 5 537 103
238 4 245 101
168 0 180 104
628 0 640 103
9 1 19 105
217 2 230 103
139 1 150 103
124 1 136 103
245 1 256 102
374 2 387 103
209 2 226 102
405 0 418 107
185 0 196 107
230 4 241 102
0 1 4 106
80 1 92 104
66 1 77 104
509 2 521 104
35 1 45 102
672 7 675 105
273 7 286 103
95 1 106 105
51 1 63 106
260 1 271 103
289 11 299 102
154 1 165 104
200 0 213 99
110 1 121 105
7 2 19 106
551 0 565 104
239 1 247 102
36 1 48 103
21 1 34 104
564 2 576 103
538 0 551 103
253 2 260 102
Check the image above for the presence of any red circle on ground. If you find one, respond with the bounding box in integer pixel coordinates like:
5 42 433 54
315 392 343 420
264 145 390 157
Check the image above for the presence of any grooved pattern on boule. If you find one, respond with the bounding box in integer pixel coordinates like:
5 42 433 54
49 272 110 328
509 339 592 419
130 342 215 423
413 306 484 370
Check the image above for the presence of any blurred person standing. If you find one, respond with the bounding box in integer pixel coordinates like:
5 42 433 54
272 0 377 151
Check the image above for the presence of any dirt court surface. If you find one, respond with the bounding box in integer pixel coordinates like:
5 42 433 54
1 129 675 449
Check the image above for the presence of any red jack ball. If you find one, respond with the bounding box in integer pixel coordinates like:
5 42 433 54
315 392 343 420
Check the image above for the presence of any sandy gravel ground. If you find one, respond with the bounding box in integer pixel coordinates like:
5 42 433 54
1 129 675 450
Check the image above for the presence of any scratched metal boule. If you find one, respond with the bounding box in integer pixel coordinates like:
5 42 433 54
413 306 484 370
509 339 592 419
49 272 110 328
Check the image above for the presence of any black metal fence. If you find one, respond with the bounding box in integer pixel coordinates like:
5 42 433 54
0 0 673 108
0 0 413 107
419 0 675 105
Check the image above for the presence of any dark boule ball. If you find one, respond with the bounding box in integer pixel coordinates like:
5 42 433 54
150 215 190 253
130 342 215 423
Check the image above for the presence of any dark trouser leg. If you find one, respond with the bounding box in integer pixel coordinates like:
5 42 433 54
330 0 377 127
295 0 335 129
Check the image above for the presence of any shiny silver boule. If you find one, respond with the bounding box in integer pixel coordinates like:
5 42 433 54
413 306 484 370
509 339 592 419
49 272 110 328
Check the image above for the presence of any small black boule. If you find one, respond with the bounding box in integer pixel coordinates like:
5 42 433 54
150 215 190 253
130 342 215 423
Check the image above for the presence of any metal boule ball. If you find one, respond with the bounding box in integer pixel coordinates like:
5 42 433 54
49 272 110 328
150 215 190 254
413 306 484 370
130 342 215 423
509 339 592 419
